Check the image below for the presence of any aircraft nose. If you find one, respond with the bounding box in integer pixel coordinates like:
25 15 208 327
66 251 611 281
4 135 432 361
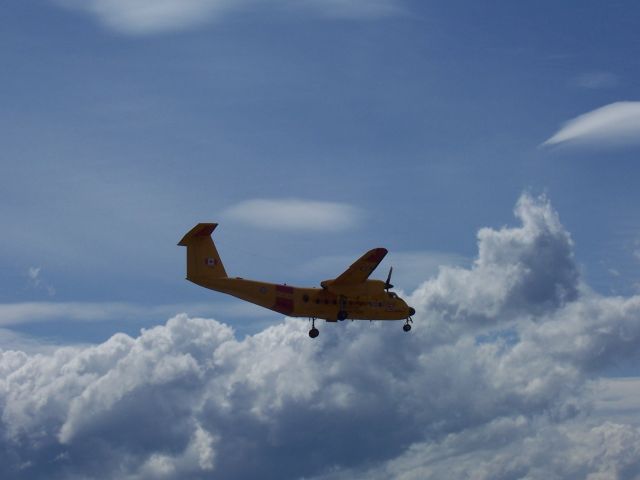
408 307 415 316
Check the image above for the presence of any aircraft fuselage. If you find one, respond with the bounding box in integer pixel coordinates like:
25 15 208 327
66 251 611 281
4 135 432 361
191 277 412 321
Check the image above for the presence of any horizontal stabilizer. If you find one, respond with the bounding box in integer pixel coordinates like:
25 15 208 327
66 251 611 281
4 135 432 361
178 223 218 246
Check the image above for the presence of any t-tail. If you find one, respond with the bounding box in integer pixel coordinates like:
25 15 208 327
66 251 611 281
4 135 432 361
178 223 227 284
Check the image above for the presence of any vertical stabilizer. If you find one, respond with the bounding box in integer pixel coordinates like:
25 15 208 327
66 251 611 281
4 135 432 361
178 223 228 282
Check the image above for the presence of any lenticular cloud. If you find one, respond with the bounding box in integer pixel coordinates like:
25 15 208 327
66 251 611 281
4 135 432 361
2 193 640 480
54 0 403 34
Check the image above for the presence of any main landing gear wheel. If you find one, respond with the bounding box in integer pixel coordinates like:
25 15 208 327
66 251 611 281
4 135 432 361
403 316 413 333
308 318 319 338
337 310 348 321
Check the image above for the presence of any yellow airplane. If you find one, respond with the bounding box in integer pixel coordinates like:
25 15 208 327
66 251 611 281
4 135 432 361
178 223 415 338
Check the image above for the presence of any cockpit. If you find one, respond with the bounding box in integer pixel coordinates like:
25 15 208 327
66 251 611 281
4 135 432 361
387 292 398 299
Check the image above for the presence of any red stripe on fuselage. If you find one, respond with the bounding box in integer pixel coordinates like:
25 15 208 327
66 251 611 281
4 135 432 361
274 297 294 315
276 285 294 294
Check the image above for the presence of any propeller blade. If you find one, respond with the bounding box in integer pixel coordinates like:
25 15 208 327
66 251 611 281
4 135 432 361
385 266 394 290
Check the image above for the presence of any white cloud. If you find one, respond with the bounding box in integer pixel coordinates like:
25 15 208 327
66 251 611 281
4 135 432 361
0 328 63 354
27 267 41 283
543 101 640 147
27 266 56 297
3 193 640 479
574 72 619 89
55 0 241 34
325 418 640 480
224 198 362 232
0 301 150 326
54 0 404 34
0 301 276 326
590 377 640 426
409 193 579 328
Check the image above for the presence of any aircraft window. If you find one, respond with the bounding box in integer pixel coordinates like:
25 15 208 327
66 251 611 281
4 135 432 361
333 300 337 305
324 299 329 305
378 302 383 307
303 294 309 303
315 299 320 304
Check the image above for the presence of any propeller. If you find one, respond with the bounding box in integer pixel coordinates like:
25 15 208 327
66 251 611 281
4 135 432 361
384 266 394 291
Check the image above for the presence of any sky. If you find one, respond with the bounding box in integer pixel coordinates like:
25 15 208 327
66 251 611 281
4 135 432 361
1 0 640 478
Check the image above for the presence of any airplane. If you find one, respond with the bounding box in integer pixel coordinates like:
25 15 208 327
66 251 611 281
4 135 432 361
178 223 415 338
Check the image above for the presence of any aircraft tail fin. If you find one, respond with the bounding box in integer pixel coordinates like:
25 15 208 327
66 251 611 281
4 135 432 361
178 223 228 282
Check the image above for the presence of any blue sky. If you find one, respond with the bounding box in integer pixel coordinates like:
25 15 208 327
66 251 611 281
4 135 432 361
2 0 640 342
2 2 640 478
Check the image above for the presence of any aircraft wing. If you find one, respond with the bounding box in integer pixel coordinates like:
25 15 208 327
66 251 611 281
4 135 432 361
329 248 388 285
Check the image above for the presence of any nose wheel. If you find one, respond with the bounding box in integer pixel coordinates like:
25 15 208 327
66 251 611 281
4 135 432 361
403 316 413 332
308 318 319 338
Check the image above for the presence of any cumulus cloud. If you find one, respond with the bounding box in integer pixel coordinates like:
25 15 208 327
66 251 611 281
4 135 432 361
410 193 579 328
591 378 640 426
224 198 362 232
53 0 404 34
325 418 640 480
543 101 640 147
2 193 640 479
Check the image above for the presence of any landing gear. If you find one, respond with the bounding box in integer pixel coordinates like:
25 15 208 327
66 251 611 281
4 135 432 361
403 316 413 333
337 310 348 321
308 318 319 338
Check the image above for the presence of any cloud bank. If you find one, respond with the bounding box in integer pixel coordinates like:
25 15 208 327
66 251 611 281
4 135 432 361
224 198 362 232
2 193 640 479
543 101 640 147
54 0 404 34
0 301 276 327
